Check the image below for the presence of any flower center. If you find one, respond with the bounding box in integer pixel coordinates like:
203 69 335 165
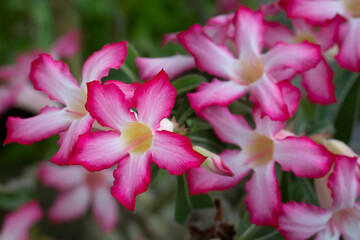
66 89 88 117
244 134 274 166
293 33 316 44
343 0 360 17
238 57 264 84
122 122 153 154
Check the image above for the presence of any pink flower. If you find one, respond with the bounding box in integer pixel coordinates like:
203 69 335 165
4 42 128 165
187 105 334 227
278 155 360 239
38 163 118 232
71 70 205 211
264 17 344 104
0 30 81 115
180 6 321 120
281 0 360 72
0 200 42 240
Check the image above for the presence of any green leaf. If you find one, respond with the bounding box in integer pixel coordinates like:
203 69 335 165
172 74 207 96
333 74 360 144
175 175 213 224
0 188 34 210
297 178 319 205
186 130 225 153
236 212 284 240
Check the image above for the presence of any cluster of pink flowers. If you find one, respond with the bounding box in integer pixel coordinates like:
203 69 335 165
2 1 360 239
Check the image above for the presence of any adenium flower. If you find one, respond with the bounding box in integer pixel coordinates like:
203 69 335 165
180 6 321 120
4 41 127 165
187 105 334 227
264 17 343 104
278 155 360 239
71 70 205 210
281 0 360 72
38 163 118 232
0 200 42 240
0 30 80 115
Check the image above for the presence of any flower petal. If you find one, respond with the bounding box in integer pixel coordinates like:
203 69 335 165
161 32 179 46
178 24 237 80
1 201 42 240
187 78 248 112
278 80 301 118
4 106 75 145
71 131 127 171
328 155 359 210
249 74 290 121
274 136 333 178
253 107 285 138
92 186 119 233
0 87 14 115
85 81 135 131
29 54 80 106
245 162 281 227
151 131 205 175
278 201 332 240
234 6 264 58
50 114 94 165
81 42 127 85
301 58 336 104
135 54 195 80
134 70 176 129
38 163 85 190
342 215 360 240
262 42 321 74
187 149 251 195
103 80 140 108
335 19 360 72
264 21 294 48
51 30 81 59
111 153 152 211
198 105 253 146
281 0 344 24
49 185 91 223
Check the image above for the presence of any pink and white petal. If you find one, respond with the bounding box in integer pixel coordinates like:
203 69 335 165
274 136 333 178
316 226 340 240
278 201 332 240
301 58 336 104
0 87 15 115
92 186 119 233
51 30 81 59
49 186 91 223
29 54 80 106
328 155 359 210
292 18 314 35
253 106 286 138
187 78 248 112
161 32 180 47
335 19 360 72
134 70 176 129
1 200 42 240
315 16 345 51
178 24 237 80
268 67 297 82
15 85 59 114
278 80 301 118
198 105 254 146
50 114 94 165
38 163 85 190
81 42 127 85
103 80 140 107
151 131 205 175
234 6 265 57
85 81 135 131
0 64 17 80
111 152 152 211
264 21 294 48
187 149 251 195
249 74 290 121
260 1 283 16
135 55 195 80
342 215 360 240
262 42 321 74
281 0 345 24
4 106 75 145
71 131 127 171
244 162 281 227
